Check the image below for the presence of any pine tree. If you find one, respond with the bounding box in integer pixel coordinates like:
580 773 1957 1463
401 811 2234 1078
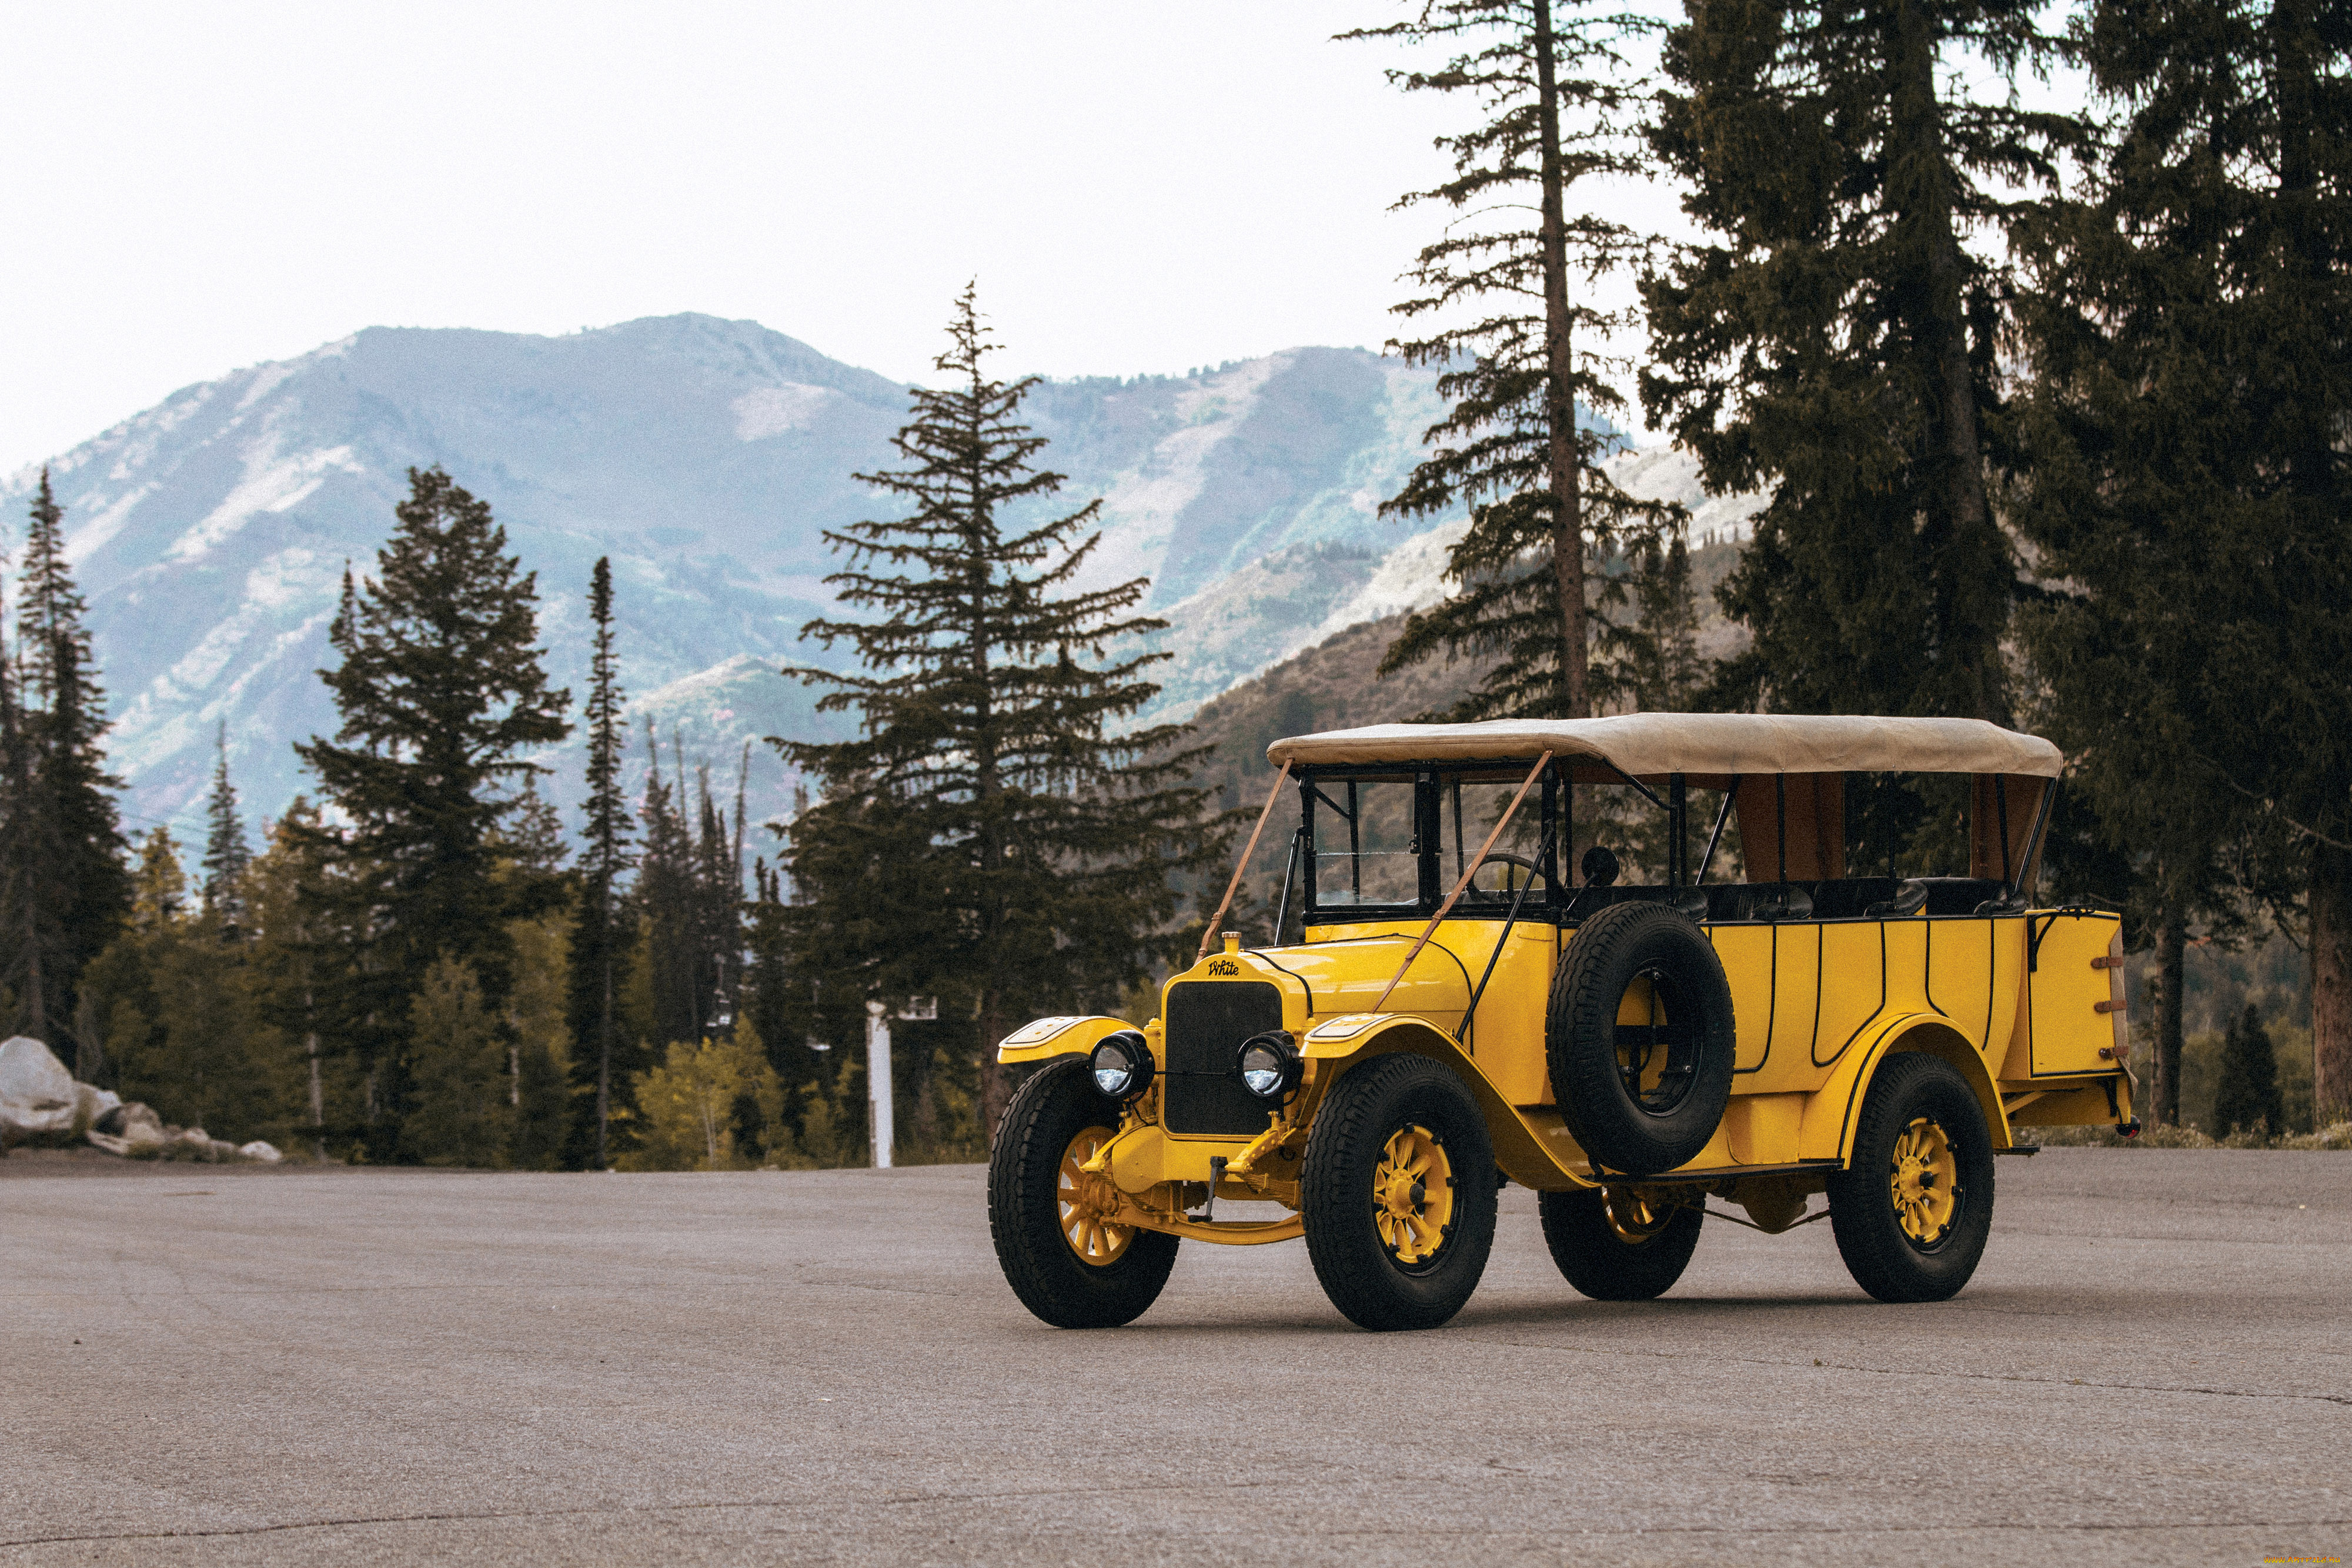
775 286 1220 1136
8 469 133 1038
201 722 252 936
79 827 283 1144
243 798 355 1159
633 729 704 1050
405 954 510 1166
1349 1 1682 721
743 857 820 1129
1642 0 2083 731
294 467 572 1161
1603 532 1705 713
622 738 750 1057
2214 1005 2286 1139
0 579 56 1037
495 775 571 875
2005 0 2348 1120
564 556 636 1169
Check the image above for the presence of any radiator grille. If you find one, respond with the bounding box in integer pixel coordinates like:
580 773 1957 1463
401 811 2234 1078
1162 980 1283 1136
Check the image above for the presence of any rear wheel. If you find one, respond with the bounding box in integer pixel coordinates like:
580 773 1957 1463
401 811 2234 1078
1302 1054 1498 1332
1827 1053 1995 1302
1538 1185 1704 1300
988 1058 1178 1328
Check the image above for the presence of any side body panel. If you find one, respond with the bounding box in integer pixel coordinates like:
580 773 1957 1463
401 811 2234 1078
1710 925 1776 1074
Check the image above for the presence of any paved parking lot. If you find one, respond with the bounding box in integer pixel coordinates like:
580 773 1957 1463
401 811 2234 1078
4 1146 2346 1566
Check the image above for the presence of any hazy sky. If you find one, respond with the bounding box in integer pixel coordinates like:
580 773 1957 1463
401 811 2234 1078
0 2 1505 473
1 2 2083 477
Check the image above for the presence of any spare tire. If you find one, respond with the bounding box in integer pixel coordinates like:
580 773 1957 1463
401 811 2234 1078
1546 901 1736 1176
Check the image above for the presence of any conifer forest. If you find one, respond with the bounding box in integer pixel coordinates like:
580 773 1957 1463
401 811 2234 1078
7 0 2345 1168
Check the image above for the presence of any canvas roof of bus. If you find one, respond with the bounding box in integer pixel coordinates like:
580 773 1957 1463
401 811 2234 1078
1264 713 2062 784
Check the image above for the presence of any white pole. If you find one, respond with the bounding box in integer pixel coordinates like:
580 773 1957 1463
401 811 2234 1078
866 1000 894 1170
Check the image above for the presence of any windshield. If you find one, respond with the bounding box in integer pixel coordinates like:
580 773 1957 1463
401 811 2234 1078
1309 776 1418 906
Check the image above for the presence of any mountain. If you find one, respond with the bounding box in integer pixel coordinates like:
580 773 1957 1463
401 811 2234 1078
1 317 1470 838
4 313 1755 845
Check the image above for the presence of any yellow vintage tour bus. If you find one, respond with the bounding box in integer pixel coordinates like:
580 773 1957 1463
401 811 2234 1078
985 716 2135 1332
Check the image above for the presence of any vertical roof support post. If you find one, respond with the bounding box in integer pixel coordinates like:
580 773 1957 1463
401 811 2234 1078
1696 776 1740 885
2012 777 2058 905
1416 769 1443 910
1541 763 1561 910
1669 774 1688 888
1775 774 1789 883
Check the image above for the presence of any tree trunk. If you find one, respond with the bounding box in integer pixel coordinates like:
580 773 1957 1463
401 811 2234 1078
1889 0 2007 727
596 936 613 1170
977 990 1010 1144
1531 0 1589 721
2312 842 2352 1124
2153 907 2186 1128
305 978 325 1162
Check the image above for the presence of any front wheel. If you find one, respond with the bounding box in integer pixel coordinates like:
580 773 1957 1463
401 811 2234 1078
1826 1053 1995 1302
988 1058 1178 1328
1538 1185 1703 1300
1302 1054 1499 1332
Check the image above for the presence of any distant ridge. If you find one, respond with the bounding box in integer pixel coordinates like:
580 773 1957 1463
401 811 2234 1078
1 317 1466 836
5 315 1750 842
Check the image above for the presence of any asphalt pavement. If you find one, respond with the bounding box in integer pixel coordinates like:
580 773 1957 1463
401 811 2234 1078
4 1145 2346 1567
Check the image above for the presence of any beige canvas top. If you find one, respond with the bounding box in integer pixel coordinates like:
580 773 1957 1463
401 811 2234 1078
1264 714 2063 779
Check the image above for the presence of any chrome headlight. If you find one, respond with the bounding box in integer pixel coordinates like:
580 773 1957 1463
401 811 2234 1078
1090 1030 1154 1100
1235 1031 1302 1099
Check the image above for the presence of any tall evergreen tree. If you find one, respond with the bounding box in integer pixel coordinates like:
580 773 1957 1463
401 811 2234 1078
2006 0 2349 1119
633 729 705 1050
294 467 572 1161
201 722 252 935
564 556 635 1169
1351 1 1682 721
243 797 354 1160
1642 0 2083 730
1604 531 1706 712
8 470 133 1038
775 286 1220 1135
743 856 821 1131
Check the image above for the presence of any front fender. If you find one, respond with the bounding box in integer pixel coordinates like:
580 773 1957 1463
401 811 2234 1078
1301 1012 1595 1191
996 1015 1137 1065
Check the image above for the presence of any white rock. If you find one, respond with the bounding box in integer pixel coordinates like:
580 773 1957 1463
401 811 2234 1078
75 1082 121 1135
0 1036 78 1141
87 1102 169 1158
238 1140 283 1164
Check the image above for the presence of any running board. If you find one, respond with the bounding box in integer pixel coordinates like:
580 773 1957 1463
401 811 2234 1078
1580 1159 1845 1185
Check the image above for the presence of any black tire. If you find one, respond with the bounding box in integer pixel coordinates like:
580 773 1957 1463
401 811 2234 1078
1546 902 1737 1176
1826 1053 1996 1303
1301 1054 1499 1332
1538 1186 1705 1300
987 1057 1178 1328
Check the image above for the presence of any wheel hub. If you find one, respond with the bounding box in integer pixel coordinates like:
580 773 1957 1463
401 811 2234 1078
1057 1126 1134 1265
1889 1116 1960 1246
1600 1185 1672 1245
1374 1124 1455 1266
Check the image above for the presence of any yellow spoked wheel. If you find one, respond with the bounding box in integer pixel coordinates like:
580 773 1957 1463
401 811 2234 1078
1889 1116 1960 1248
1057 1126 1134 1266
1372 1124 1456 1269
1599 1185 1674 1246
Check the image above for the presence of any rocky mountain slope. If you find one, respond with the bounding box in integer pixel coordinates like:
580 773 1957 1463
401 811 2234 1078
3 314 1755 841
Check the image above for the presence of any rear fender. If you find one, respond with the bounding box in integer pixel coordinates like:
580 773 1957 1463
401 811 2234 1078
996 1015 1137 1065
1800 1014 2017 1164
1301 1013 1593 1191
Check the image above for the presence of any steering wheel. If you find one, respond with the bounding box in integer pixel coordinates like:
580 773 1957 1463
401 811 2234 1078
1469 851 1549 894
